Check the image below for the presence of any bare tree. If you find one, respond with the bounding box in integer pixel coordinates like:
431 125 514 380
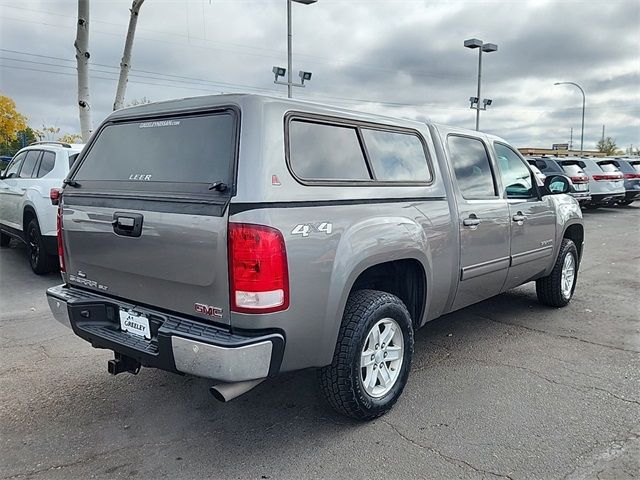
75 0 93 142
113 0 145 111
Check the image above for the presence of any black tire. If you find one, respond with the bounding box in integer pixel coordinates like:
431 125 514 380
318 289 414 421
536 238 578 308
0 232 10 247
26 219 57 275
619 200 633 206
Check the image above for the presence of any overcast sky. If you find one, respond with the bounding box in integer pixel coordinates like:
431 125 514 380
1 0 638 150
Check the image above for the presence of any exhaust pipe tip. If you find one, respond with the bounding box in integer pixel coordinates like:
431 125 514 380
209 378 265 402
209 387 227 403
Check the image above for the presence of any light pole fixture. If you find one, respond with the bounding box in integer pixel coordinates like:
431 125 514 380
273 0 317 98
464 38 498 131
554 81 586 156
273 67 313 89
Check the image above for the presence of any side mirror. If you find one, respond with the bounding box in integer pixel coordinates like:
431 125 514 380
543 174 571 195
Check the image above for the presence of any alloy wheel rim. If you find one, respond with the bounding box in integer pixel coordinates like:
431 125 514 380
360 318 404 398
561 252 575 299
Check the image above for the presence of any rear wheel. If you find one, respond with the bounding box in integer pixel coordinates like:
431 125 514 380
536 238 578 307
318 289 414 420
0 232 10 247
619 199 633 206
26 219 57 275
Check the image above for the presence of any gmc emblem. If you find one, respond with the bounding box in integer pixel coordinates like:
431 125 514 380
195 303 223 318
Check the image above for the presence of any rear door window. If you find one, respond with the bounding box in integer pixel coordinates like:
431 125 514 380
288 120 371 181
361 129 431 182
18 150 42 178
37 151 56 177
74 112 237 191
447 135 497 199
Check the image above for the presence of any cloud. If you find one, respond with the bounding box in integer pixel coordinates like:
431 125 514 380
0 0 638 149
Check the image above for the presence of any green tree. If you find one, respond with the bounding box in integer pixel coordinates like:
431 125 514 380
596 137 618 156
0 127 38 156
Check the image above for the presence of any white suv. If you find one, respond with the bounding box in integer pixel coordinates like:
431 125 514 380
0 142 84 274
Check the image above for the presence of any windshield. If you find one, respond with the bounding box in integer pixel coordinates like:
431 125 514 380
74 112 236 187
598 162 620 173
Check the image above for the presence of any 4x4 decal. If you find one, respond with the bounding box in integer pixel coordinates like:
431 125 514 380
292 222 333 237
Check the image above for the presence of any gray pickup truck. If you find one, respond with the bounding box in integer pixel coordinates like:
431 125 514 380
46 94 583 420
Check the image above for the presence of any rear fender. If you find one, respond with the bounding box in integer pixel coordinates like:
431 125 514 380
317 215 432 366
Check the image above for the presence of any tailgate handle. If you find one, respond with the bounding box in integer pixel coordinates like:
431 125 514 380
112 212 143 237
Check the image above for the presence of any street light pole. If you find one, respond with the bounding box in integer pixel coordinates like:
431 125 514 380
464 39 497 131
475 46 482 131
287 0 292 98
280 0 316 98
554 82 585 155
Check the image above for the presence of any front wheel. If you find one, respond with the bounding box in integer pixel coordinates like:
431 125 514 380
536 238 579 307
318 289 414 420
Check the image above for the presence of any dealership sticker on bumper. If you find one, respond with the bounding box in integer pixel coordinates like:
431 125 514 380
119 309 151 339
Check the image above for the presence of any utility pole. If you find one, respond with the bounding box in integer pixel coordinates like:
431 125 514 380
601 125 605 143
113 0 145 111
75 0 93 142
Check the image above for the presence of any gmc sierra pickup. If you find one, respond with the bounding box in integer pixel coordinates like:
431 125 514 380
46 94 584 420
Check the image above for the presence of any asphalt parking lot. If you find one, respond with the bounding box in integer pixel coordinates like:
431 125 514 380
1 206 639 480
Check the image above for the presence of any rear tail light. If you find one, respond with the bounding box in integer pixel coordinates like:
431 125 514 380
570 176 589 183
623 173 640 179
50 188 62 205
56 204 65 273
228 223 289 313
592 174 623 181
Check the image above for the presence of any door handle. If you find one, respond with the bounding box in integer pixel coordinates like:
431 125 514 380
463 215 481 227
512 212 527 223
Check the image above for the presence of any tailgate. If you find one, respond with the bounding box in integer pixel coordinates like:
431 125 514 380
61 109 238 324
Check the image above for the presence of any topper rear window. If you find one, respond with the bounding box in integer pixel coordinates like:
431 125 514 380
73 112 237 188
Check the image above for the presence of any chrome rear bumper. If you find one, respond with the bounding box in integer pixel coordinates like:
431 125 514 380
46 285 283 383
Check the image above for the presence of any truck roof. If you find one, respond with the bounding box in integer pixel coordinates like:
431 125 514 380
107 93 429 129
106 93 506 144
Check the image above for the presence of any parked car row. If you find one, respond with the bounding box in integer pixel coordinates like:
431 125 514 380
525 155 640 208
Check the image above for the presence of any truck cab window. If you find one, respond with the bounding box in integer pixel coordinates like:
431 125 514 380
494 143 534 199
